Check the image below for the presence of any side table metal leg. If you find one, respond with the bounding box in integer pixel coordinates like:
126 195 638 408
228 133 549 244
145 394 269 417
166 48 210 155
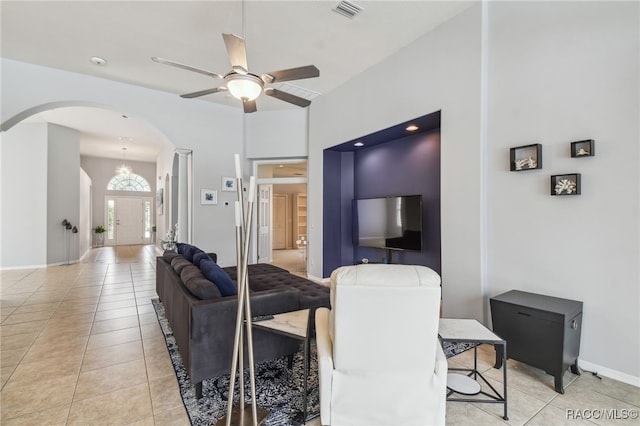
502 343 508 421
303 338 309 424
494 344 504 369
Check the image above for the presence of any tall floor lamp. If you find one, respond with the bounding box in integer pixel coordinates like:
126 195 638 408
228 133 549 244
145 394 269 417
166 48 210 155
217 155 267 426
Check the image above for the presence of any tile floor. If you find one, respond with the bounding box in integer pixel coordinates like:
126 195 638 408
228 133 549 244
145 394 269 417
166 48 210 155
1 245 638 425
272 249 307 277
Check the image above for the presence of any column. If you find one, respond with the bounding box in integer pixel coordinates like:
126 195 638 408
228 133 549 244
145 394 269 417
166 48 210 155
175 149 192 243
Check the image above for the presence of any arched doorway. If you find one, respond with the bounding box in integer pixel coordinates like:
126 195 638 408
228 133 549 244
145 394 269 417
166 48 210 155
0 103 174 266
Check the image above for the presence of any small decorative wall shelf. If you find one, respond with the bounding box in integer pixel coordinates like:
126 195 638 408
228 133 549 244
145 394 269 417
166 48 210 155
551 173 581 196
510 143 542 171
571 139 594 157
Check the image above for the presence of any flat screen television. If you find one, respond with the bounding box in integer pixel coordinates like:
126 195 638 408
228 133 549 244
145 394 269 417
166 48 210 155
353 195 423 251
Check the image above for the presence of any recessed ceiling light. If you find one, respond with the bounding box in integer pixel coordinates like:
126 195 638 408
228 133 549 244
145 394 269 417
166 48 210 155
354 142 364 147
90 56 107 66
279 165 284 168
406 125 419 132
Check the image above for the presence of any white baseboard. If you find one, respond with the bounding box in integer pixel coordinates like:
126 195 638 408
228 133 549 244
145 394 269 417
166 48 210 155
579 359 640 388
0 263 46 271
0 259 79 270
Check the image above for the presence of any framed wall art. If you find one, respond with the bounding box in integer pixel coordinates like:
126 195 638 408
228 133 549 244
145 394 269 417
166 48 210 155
551 173 581 196
510 143 542 171
571 139 594 157
221 176 236 192
200 189 218 205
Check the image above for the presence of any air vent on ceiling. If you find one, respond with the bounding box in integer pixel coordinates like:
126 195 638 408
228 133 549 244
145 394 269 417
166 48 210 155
333 1 363 19
276 83 321 101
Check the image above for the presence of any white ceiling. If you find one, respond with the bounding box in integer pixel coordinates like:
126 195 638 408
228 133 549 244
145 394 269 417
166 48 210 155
2 0 475 161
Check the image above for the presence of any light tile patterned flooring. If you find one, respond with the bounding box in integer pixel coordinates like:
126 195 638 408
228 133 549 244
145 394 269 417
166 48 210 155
1 245 638 425
272 249 307 277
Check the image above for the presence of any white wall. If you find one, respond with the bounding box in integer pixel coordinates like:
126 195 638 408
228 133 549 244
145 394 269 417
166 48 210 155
47 124 80 265
308 5 484 324
485 0 639 383
1 58 244 267
308 2 639 383
79 168 92 259
245 109 308 159
0 123 48 268
0 122 84 268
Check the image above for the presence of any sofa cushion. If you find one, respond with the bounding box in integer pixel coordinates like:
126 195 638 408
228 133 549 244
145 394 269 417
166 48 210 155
180 265 222 300
248 272 330 310
193 251 212 268
171 256 192 275
222 263 289 281
163 251 181 263
200 258 237 297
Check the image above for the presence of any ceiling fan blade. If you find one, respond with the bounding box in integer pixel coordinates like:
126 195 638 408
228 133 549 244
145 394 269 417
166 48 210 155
151 57 222 79
261 65 319 84
242 99 257 113
222 33 249 74
264 88 311 108
180 86 227 99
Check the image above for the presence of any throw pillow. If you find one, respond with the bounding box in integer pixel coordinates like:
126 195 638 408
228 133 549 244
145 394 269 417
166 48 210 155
192 251 212 268
177 243 189 254
200 258 237 297
180 265 222 300
184 245 200 262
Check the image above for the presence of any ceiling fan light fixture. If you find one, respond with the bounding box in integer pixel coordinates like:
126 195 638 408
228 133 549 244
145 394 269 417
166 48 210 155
226 73 263 101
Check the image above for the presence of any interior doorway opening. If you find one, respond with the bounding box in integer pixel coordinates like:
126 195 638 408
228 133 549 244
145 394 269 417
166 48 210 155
255 160 307 276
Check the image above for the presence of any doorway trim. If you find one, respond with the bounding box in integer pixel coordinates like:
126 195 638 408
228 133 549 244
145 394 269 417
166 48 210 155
252 158 307 265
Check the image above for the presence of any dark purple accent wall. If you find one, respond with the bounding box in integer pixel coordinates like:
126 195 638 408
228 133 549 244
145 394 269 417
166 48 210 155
353 132 441 272
340 153 355 266
323 150 349 277
323 131 441 276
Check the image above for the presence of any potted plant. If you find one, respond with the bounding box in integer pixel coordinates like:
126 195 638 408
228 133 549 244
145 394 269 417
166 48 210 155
94 225 106 247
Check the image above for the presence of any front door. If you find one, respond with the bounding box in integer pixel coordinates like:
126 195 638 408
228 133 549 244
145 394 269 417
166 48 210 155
116 197 144 245
104 196 152 246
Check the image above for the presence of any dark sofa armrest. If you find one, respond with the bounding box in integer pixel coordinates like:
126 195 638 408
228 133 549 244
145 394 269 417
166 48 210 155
206 252 218 263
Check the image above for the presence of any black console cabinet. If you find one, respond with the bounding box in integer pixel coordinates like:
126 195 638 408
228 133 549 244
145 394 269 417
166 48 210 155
490 290 583 394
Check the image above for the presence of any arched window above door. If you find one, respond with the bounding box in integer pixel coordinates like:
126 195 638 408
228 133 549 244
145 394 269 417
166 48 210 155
107 173 151 192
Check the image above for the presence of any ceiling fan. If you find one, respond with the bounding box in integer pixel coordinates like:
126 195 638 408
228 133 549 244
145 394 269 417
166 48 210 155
152 33 320 113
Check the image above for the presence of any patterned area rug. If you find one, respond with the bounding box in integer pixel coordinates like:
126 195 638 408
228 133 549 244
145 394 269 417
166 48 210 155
151 299 475 426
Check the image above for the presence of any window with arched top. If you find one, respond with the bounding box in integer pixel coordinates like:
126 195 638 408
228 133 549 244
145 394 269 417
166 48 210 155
107 173 151 192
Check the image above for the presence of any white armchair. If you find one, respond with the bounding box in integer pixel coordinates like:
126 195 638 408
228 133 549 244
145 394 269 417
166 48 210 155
315 264 447 426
